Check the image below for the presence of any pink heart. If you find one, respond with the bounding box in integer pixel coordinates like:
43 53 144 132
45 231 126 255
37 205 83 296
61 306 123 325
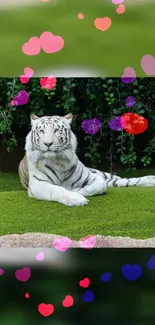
24 67 34 77
112 0 124 4
79 235 96 249
141 54 155 76
40 31 64 54
53 237 72 252
36 252 44 261
0 268 4 276
121 67 136 78
15 267 31 282
22 37 41 56
116 4 125 14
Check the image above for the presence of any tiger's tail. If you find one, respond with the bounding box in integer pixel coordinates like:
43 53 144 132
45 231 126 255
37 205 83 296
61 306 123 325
18 155 29 190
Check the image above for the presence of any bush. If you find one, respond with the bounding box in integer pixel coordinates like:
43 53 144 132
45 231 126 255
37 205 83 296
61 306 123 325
0 77 155 172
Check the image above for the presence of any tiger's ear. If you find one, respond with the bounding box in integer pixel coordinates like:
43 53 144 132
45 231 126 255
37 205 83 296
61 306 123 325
64 113 73 124
30 114 39 126
30 114 39 120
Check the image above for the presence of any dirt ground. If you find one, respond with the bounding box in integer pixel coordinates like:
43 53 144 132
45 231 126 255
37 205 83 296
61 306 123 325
0 233 155 247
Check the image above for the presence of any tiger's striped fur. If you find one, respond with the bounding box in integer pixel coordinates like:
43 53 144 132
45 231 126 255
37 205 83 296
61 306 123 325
18 114 155 207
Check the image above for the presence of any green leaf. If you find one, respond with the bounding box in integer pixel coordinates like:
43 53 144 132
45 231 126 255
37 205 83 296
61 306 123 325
133 89 138 95
85 153 92 158
107 79 113 84
102 84 108 88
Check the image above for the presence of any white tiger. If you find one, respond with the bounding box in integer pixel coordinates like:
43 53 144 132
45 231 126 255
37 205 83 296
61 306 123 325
18 113 155 207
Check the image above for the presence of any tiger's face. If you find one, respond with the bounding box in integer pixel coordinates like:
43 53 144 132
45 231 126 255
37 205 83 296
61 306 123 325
30 114 75 157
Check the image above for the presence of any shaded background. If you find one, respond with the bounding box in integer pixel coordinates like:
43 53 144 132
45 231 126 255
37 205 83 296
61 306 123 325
0 249 155 325
0 0 155 76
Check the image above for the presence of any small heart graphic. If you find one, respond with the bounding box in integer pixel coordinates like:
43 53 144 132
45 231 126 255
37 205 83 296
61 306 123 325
40 31 64 54
83 290 94 303
112 0 124 4
15 267 31 282
22 37 41 56
116 4 125 14
121 264 142 281
0 268 4 276
20 76 29 84
38 303 54 317
62 295 74 307
94 17 112 32
20 67 34 84
25 292 30 299
78 13 84 19
24 67 34 78
79 277 90 288
82 119 102 135
40 76 56 90
10 100 15 106
36 252 44 261
120 113 148 135
79 235 96 249
13 90 29 106
147 256 155 270
121 67 136 84
141 54 155 76
100 272 112 282
53 236 72 252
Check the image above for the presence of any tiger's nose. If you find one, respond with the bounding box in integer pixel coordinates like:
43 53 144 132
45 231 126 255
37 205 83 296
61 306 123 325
44 142 53 147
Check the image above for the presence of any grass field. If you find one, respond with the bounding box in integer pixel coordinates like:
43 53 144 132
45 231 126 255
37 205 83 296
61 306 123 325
0 170 155 240
0 0 155 76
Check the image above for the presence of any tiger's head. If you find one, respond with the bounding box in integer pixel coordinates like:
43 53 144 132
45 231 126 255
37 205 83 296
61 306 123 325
25 113 77 163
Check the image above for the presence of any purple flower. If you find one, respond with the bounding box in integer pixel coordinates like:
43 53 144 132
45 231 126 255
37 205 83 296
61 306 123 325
121 77 136 84
82 118 102 135
126 96 136 108
13 90 29 105
109 116 123 131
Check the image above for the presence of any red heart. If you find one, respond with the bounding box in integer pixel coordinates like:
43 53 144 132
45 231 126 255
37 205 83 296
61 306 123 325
25 292 30 299
20 76 29 84
40 76 56 90
79 277 90 288
62 295 74 307
120 113 148 135
38 303 54 317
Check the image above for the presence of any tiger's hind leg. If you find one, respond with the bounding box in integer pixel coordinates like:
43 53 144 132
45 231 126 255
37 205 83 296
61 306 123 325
74 174 107 197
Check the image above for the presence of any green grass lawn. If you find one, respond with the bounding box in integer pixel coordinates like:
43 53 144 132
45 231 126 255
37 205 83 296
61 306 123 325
0 170 155 240
0 0 155 76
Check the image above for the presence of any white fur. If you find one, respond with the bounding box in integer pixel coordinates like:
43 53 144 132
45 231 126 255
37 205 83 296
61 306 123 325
25 115 107 207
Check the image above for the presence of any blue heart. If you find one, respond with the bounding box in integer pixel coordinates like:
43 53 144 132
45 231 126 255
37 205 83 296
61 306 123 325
82 290 94 303
100 272 112 282
121 264 142 281
147 255 155 270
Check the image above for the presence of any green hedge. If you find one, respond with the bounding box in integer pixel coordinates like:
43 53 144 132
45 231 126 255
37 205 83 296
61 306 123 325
0 77 155 172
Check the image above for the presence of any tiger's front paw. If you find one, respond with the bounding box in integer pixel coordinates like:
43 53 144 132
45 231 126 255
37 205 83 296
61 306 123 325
59 191 88 207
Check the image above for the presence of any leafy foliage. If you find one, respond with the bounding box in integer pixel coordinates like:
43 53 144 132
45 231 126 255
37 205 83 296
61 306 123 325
0 77 155 172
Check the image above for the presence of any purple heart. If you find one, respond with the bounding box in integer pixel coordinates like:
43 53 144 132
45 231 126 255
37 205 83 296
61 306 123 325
15 267 31 282
108 116 123 131
82 118 102 135
121 264 142 281
147 255 155 270
125 96 136 108
13 90 29 105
